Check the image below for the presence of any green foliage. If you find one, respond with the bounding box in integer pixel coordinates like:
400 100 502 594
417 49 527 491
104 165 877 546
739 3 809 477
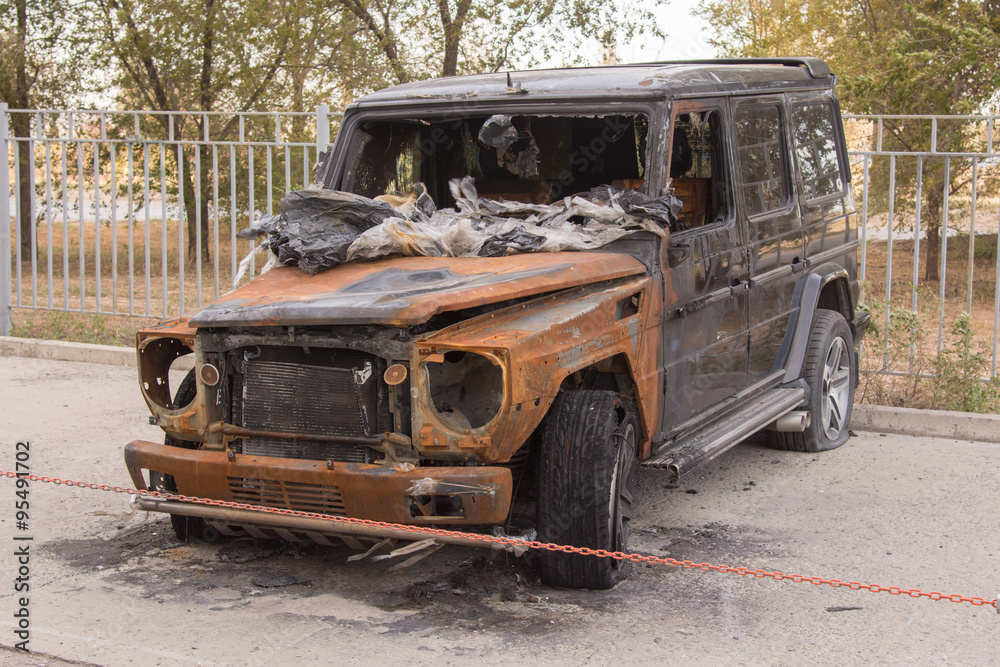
697 0 1000 281
336 0 665 84
859 291 1000 412
857 294 931 407
933 312 1000 413
0 0 89 108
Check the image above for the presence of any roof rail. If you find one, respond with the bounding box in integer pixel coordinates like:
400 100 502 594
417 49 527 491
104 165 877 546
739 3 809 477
637 57 831 79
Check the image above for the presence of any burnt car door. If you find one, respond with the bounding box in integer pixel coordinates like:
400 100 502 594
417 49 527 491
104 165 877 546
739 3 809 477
733 96 805 385
659 100 750 432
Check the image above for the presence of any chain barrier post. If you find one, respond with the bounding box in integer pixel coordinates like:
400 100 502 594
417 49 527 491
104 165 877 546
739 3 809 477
0 102 12 335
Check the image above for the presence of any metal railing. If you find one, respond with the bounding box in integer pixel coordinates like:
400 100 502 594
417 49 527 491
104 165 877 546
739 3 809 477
1 110 998 383
0 103 339 330
844 114 1000 381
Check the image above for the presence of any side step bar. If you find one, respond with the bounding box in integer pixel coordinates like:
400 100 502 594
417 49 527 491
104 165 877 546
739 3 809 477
642 386 806 483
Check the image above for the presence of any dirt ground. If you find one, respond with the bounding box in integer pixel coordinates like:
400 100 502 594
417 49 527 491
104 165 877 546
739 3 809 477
0 356 997 666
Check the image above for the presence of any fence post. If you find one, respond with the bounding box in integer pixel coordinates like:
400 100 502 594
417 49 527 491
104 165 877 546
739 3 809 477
0 102 11 335
316 104 330 158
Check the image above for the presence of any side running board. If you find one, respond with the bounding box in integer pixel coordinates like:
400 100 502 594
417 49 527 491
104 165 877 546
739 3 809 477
642 387 806 484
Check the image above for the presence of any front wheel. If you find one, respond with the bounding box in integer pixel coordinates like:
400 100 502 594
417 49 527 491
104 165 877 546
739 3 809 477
152 369 205 541
536 390 638 589
771 310 855 452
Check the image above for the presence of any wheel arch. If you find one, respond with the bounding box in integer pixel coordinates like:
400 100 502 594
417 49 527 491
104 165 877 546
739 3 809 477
550 352 652 457
780 264 855 382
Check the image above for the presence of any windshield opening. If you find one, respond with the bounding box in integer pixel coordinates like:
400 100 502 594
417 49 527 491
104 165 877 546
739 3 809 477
338 113 649 207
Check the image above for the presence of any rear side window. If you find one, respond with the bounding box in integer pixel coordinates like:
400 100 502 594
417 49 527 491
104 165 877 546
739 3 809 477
734 103 788 217
792 102 844 200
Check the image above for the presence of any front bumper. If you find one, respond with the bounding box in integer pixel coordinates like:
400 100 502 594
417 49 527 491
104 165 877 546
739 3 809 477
124 441 513 526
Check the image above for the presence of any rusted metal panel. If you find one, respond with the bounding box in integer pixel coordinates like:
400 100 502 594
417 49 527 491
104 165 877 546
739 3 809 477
409 276 662 461
187 253 646 328
125 440 512 525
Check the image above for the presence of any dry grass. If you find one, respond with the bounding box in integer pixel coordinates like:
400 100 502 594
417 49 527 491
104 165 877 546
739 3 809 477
7 214 258 345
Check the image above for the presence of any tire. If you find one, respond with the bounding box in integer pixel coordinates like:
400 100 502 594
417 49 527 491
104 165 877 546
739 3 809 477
151 369 205 541
536 390 638 589
771 310 855 452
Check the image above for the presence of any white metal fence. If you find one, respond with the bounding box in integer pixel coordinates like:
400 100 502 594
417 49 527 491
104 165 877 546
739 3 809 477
844 114 1000 381
0 103 339 331
1 109 999 382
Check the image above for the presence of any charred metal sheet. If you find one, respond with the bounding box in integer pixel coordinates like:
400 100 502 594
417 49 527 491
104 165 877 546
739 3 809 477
351 62 829 108
188 253 646 328
409 276 661 462
125 440 512 525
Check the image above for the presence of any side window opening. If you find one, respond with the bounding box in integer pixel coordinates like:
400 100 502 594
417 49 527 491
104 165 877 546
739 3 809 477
669 110 729 232
792 101 845 201
734 103 789 217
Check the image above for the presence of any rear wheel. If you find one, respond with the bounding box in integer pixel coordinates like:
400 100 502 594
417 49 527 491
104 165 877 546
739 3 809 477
771 310 855 452
150 369 204 541
536 390 637 589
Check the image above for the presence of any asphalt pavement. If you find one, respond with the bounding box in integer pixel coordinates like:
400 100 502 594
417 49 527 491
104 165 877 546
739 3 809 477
0 355 997 666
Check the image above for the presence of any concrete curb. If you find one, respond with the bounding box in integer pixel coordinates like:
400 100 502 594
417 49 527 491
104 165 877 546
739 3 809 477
2 336 997 443
0 336 136 366
850 403 1000 444
0 336 193 371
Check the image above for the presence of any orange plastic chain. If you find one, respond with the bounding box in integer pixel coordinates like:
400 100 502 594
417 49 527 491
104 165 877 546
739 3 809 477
3 470 996 610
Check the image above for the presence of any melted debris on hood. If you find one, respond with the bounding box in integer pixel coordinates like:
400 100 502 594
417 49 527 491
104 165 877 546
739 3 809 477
238 176 681 276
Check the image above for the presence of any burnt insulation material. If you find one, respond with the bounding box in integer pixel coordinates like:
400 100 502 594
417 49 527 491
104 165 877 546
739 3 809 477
239 178 681 275
240 190 397 274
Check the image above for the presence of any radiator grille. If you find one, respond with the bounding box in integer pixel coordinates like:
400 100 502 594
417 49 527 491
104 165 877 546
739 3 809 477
231 346 383 463
227 477 346 516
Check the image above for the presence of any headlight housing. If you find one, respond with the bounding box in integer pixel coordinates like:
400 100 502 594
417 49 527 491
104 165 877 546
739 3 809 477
424 350 504 431
137 335 194 411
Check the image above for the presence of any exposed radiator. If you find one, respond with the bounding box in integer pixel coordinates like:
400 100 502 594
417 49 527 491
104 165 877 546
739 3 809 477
231 346 383 463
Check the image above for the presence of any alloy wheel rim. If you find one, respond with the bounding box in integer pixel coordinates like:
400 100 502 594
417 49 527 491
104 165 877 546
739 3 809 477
821 336 851 440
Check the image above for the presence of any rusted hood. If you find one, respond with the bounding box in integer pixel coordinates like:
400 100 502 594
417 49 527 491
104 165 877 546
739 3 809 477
189 253 647 327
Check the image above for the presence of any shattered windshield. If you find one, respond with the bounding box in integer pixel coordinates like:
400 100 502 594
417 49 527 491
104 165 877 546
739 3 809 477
339 113 650 206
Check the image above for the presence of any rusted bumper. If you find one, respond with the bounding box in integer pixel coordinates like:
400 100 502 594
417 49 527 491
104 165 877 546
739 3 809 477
124 441 512 526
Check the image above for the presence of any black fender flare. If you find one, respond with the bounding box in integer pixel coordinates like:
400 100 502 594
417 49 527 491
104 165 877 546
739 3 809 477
778 264 852 383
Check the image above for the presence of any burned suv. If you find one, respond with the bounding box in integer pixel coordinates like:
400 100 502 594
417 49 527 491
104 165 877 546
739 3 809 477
126 58 869 589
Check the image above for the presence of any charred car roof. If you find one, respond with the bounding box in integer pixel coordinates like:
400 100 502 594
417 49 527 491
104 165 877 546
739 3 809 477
351 58 834 109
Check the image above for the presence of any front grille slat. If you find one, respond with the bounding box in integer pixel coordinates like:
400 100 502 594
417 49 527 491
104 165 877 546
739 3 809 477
227 476 346 516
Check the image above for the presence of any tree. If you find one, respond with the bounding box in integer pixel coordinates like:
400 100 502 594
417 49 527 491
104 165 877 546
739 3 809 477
0 0 87 258
92 0 365 261
334 0 665 83
697 0 1000 281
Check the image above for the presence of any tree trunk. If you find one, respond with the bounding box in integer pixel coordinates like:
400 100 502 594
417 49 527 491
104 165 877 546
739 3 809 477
13 115 32 259
14 0 33 259
179 144 212 264
923 176 943 284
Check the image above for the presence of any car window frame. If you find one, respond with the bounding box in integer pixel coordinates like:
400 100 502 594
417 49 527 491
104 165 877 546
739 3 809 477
789 97 850 206
731 96 795 222
666 100 738 240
